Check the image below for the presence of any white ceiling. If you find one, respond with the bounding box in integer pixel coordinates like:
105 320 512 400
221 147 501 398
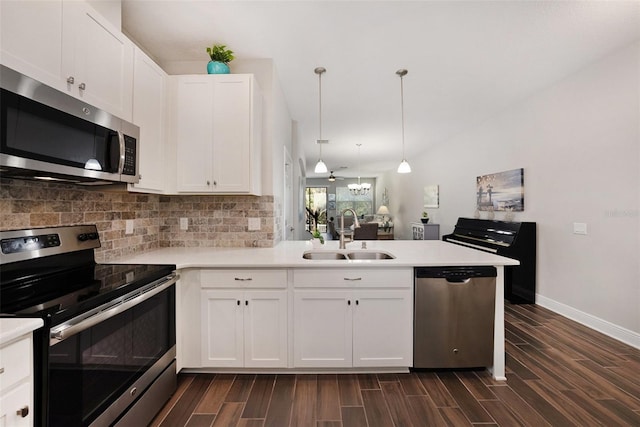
121 0 640 178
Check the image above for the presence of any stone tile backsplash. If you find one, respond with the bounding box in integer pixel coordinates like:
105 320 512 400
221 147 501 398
0 179 276 262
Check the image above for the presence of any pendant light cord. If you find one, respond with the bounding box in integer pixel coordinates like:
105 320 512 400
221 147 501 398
400 73 405 159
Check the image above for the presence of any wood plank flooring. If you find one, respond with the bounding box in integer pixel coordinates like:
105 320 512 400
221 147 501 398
150 303 640 426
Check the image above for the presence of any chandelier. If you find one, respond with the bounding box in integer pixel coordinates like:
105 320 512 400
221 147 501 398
348 144 371 195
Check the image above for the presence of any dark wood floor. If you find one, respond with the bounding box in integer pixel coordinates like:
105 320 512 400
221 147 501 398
150 303 640 426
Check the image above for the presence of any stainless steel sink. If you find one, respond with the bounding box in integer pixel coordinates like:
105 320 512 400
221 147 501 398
346 251 396 260
302 251 348 260
302 250 395 260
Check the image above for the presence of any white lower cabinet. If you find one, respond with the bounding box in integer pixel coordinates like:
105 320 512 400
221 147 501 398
200 269 288 368
293 268 413 368
0 321 40 427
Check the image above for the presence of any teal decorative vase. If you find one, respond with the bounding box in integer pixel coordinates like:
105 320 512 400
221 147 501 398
207 61 230 74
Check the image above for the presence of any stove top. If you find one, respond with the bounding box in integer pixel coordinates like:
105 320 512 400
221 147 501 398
1 262 175 323
0 225 175 325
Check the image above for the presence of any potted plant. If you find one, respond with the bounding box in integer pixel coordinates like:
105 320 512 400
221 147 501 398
206 44 234 74
421 211 429 224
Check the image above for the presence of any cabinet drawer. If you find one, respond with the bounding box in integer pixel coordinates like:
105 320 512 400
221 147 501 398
201 269 287 288
0 337 30 389
293 268 412 288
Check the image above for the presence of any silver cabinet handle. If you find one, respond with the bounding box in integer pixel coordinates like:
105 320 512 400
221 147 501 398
78 82 86 90
67 76 75 84
343 277 362 281
234 277 253 281
0 367 4 374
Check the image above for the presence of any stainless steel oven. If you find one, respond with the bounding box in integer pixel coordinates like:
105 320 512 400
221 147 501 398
0 225 177 427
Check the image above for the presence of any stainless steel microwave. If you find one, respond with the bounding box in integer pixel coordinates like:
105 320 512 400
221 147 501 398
0 65 139 185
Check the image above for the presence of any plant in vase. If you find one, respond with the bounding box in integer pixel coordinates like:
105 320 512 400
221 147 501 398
206 44 234 74
311 229 324 248
421 211 429 224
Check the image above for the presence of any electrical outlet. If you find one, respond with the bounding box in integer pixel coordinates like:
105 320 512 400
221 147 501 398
180 217 189 230
573 222 587 235
248 218 261 231
125 220 134 235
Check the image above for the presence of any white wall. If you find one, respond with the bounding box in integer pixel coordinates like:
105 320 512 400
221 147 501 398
389 42 640 343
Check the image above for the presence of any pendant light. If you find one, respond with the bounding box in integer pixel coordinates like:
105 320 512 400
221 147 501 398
314 67 328 173
348 144 371 195
396 69 411 174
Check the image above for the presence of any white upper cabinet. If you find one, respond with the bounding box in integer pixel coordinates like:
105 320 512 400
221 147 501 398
0 0 64 89
1 0 134 120
128 47 167 193
171 74 263 195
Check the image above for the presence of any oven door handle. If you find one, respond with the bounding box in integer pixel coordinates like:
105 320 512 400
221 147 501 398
49 274 177 345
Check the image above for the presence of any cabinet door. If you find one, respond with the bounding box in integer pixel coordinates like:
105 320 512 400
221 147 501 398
201 290 243 367
244 290 288 368
61 1 133 120
211 75 252 192
175 77 214 192
0 382 32 427
353 290 413 367
129 48 166 193
293 290 352 368
0 0 63 90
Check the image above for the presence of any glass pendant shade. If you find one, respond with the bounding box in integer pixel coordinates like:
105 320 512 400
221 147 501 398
314 159 328 173
397 159 411 174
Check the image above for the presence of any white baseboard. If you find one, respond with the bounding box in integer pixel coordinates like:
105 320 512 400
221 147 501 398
536 294 640 350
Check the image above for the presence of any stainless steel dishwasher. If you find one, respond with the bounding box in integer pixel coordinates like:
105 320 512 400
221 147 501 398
414 266 497 368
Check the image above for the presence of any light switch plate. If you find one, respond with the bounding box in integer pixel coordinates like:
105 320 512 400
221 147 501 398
573 222 587 235
125 219 134 235
180 217 188 230
248 218 261 231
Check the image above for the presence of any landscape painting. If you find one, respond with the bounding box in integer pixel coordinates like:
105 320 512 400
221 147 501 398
476 168 524 211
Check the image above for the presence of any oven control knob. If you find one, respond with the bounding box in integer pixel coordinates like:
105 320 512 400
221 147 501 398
77 233 88 241
88 233 99 240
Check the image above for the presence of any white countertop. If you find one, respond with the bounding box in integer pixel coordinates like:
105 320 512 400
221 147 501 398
0 318 43 346
111 240 519 269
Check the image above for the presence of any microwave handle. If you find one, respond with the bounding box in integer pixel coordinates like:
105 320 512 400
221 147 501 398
117 131 126 174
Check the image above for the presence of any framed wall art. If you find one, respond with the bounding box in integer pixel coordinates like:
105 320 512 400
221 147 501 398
423 185 439 208
476 168 524 211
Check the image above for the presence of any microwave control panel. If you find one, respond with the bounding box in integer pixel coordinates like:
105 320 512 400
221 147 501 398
123 135 137 176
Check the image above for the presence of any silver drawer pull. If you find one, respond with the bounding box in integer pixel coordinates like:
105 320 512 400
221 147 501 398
343 277 362 281
0 367 4 374
234 277 253 281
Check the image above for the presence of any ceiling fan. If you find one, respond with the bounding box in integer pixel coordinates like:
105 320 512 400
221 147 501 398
327 170 345 182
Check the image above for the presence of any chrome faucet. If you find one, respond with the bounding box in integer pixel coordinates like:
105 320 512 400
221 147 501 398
339 208 360 249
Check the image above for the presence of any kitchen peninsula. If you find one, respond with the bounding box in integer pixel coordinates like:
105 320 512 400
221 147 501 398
114 240 519 380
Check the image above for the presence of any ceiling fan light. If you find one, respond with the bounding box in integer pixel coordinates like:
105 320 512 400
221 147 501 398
397 159 412 174
314 159 328 173
328 171 336 182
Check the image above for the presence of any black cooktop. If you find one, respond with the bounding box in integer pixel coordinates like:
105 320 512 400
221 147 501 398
0 224 176 325
1 261 175 323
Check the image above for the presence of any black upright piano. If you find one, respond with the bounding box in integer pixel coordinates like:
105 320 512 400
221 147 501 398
443 217 537 304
